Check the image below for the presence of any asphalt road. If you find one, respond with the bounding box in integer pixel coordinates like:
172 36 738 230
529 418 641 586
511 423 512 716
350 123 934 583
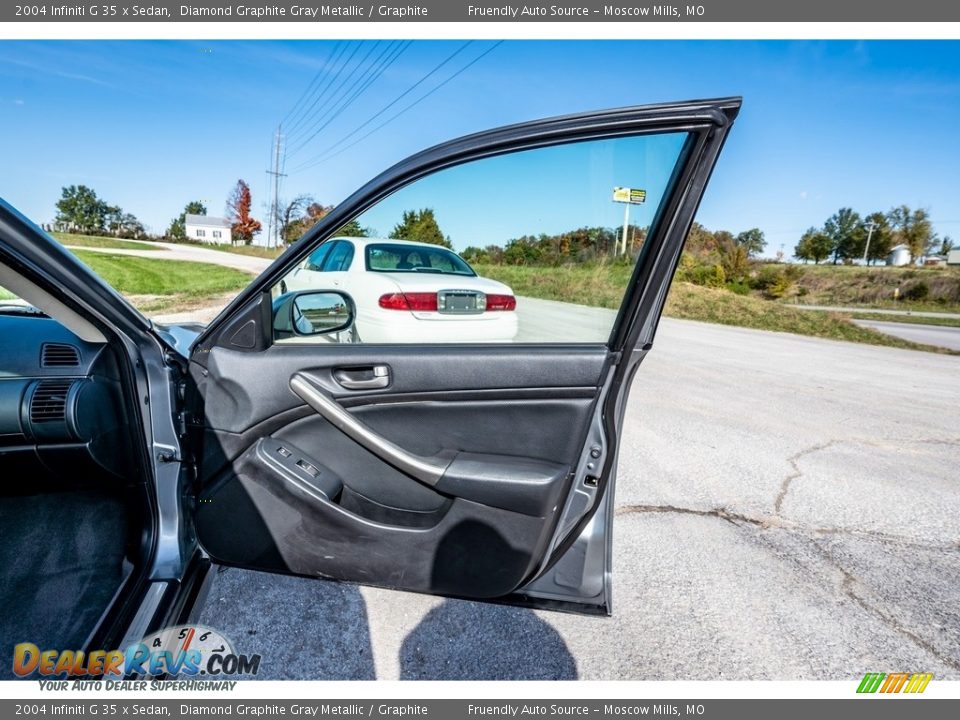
791 303 960 320
853 318 960 352
198 316 960 681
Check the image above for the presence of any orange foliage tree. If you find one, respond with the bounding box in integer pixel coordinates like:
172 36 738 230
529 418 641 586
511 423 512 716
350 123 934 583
226 180 262 245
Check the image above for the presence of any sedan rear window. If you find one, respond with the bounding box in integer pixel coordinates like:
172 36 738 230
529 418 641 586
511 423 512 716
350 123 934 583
365 244 476 276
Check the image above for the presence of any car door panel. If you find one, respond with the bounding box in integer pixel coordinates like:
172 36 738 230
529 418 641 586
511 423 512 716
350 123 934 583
194 342 607 598
190 98 741 614
193 343 608 434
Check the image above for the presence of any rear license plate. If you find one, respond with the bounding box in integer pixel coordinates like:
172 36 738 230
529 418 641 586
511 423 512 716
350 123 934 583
438 290 482 314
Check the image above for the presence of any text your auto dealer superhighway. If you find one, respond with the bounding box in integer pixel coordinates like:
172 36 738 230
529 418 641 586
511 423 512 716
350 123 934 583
180 4 428 17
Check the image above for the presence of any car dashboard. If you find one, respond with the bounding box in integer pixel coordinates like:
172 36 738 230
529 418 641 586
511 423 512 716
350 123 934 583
0 312 134 488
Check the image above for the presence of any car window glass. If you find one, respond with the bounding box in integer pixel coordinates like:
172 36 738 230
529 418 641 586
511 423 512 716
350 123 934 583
366 244 474 275
304 242 333 272
0 283 23 302
323 241 355 272
275 132 690 345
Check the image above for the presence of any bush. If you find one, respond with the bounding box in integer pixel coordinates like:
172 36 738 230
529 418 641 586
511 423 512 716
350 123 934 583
901 280 930 302
750 264 802 299
726 281 751 295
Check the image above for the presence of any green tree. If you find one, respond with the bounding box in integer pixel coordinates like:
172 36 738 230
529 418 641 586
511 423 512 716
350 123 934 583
862 212 894 265
888 205 937 261
824 207 864 263
794 227 833 264
335 219 370 238
734 227 767 257
390 208 451 248
167 201 207 241
939 236 954 256
55 185 109 233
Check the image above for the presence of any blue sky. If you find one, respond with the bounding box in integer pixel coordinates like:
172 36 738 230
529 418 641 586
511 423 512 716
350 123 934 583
358 133 688 248
1 40 958 255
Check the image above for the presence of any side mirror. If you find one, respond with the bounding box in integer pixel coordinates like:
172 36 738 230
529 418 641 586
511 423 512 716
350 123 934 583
273 290 354 340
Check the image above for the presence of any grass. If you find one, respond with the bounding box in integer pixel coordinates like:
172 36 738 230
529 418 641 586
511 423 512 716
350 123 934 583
52 232 166 251
474 263 957 354
473 263 635 309
0 288 15 300
72 250 253 299
787 262 960 311
664 284 956 352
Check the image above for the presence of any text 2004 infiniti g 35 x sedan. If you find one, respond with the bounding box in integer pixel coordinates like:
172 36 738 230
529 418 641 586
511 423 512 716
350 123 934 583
282 237 519 343
0 98 738 676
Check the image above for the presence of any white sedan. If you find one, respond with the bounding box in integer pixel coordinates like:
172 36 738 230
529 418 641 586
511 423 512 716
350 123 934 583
281 237 518 343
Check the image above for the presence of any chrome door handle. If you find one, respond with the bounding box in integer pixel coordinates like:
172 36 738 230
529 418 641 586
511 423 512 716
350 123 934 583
333 365 390 390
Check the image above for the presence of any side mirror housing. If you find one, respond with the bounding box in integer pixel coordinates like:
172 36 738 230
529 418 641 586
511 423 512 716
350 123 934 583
273 290 354 340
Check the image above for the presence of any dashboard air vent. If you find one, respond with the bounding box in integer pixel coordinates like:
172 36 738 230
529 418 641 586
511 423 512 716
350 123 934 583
30 379 74 423
40 343 80 367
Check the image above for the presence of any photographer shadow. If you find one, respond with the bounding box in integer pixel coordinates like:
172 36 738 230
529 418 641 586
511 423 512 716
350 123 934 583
399 598 578 680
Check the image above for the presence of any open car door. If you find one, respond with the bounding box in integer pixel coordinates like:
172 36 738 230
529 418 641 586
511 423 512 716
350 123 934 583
187 98 740 615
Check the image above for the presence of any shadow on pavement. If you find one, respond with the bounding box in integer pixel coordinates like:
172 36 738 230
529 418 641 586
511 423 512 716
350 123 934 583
399 599 578 679
197 566 375 679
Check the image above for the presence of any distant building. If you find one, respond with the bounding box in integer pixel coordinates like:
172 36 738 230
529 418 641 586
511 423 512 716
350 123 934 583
185 214 231 244
948 249 960 266
886 244 912 267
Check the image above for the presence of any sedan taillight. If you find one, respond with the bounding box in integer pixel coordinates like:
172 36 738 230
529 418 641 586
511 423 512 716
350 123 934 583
378 292 439 311
485 294 516 311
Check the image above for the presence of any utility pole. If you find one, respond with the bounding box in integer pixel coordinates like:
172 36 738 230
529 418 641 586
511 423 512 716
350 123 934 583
620 203 630 257
862 220 877 265
265 124 287 249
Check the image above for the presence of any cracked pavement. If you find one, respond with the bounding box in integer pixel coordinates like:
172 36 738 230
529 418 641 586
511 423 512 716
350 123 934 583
199 317 960 680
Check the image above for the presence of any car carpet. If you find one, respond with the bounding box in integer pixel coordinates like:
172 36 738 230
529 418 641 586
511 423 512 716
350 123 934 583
0 490 126 679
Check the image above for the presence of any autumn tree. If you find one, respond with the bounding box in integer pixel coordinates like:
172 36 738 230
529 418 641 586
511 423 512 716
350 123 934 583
887 205 937 261
390 208 451 248
227 180 262 245
277 195 316 244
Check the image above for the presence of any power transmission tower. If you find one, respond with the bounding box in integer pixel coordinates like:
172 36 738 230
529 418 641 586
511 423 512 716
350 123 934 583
265 125 287 248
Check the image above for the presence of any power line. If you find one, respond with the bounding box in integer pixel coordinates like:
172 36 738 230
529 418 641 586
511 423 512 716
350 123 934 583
291 41 502 175
285 41 362 141
285 40 410 159
287 41 476 173
282 41 351 137
285 41 381 148
279 41 344 130
285 41 409 159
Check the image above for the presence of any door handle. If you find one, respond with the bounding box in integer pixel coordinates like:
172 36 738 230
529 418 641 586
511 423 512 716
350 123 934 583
290 372 450 486
333 365 390 390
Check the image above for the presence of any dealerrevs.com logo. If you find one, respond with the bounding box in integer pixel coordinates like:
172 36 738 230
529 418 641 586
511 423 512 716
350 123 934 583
13 625 261 678
857 673 933 694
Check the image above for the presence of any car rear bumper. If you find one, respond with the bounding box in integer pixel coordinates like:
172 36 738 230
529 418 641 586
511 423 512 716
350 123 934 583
359 311 518 343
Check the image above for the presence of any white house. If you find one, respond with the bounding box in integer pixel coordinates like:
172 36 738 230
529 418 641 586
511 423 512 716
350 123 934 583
948 249 960 266
184 214 231 244
886 244 912 267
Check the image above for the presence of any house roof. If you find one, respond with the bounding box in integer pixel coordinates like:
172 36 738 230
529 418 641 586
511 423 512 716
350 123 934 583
185 214 231 228
889 244 910 251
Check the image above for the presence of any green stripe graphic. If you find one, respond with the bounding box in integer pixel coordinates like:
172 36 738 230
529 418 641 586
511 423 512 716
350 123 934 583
857 673 885 693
